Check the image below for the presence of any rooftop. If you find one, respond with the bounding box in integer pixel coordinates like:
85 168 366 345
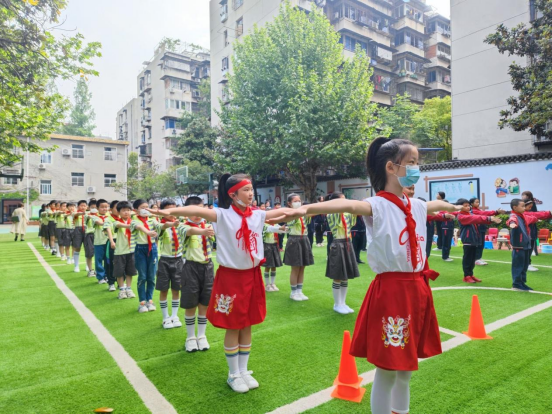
49 134 129 146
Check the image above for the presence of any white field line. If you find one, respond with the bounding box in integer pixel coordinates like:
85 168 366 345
438 327 462 337
268 288 552 414
448 256 552 269
28 243 177 414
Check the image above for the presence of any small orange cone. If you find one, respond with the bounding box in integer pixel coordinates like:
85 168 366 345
463 295 492 340
330 330 366 403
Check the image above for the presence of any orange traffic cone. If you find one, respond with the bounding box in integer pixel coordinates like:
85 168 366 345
330 330 366 403
462 295 492 340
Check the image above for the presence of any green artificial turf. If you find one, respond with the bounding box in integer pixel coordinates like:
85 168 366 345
1 235 551 413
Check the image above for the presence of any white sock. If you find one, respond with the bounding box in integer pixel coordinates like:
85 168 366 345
391 371 412 414
371 368 396 414
340 281 348 306
73 253 80 267
185 316 196 338
291 284 298 294
197 314 207 337
297 283 303 295
238 343 251 374
160 300 169 320
55 242 59 251
224 346 240 375
171 300 180 318
270 271 276 285
332 282 341 306
264 269 269 285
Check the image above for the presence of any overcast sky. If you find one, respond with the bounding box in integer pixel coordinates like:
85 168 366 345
56 0 450 138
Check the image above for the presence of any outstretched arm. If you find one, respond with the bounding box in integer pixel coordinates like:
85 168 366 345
148 206 217 223
300 199 372 217
265 208 300 223
427 200 461 214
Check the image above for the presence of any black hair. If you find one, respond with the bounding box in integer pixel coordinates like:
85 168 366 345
116 201 133 212
469 197 479 205
274 202 281 207
150 203 158 209
437 191 446 200
521 190 534 200
97 199 109 207
67 202 75 208
60 201 67 206
88 198 97 207
417 197 427 202
511 198 524 209
17 202 24 208
110 200 119 209
217 173 252 209
366 137 416 193
329 192 344 200
133 199 148 210
161 199 177 210
185 196 204 207
48 200 56 206
287 193 301 205
77 199 87 206
457 198 469 206
317 196 324 202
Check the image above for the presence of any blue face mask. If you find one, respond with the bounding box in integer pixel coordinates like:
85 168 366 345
394 164 420 187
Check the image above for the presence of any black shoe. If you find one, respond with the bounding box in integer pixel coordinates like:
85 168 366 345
20 239 24 242
51 250 57 255
357 260 365 264
512 284 530 291
522 283 534 291
14 237 17 241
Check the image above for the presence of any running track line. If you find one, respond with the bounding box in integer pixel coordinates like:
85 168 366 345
269 287 552 414
448 256 552 269
28 243 178 414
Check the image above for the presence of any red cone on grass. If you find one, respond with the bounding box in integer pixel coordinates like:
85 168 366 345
463 294 492 340
330 330 366 403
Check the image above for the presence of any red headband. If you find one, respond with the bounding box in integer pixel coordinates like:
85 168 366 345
227 179 251 195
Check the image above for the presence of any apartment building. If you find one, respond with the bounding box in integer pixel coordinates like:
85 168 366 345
116 43 211 171
451 0 550 159
0 134 128 216
210 0 450 124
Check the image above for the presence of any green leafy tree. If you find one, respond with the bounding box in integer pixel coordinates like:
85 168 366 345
484 0 552 137
159 37 181 52
217 2 379 201
413 96 452 161
197 78 211 119
174 112 217 167
173 159 213 196
0 0 102 168
379 94 420 139
61 77 96 136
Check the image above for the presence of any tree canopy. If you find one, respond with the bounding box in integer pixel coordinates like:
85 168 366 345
61 77 96 136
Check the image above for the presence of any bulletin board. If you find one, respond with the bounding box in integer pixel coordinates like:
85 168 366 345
429 178 480 204
343 186 372 201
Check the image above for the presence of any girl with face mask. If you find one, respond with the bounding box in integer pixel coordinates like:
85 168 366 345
283 194 315 302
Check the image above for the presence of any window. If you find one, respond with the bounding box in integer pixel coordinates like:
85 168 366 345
141 131 146 145
146 72 151 85
398 57 423 73
397 83 425 102
165 119 183 130
224 30 229 47
104 147 116 161
236 17 243 38
165 99 192 111
438 44 451 55
233 0 243 10
71 172 84 187
371 74 391 93
220 1 228 21
139 77 144 91
40 150 52 164
164 59 191 72
427 70 437 83
341 35 367 53
222 56 229 72
4 177 18 185
395 31 424 50
104 174 116 187
40 180 52 195
72 144 84 159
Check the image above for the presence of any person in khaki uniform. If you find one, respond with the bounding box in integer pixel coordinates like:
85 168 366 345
10 203 28 241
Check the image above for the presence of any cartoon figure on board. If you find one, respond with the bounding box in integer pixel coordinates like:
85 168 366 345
508 178 520 195
495 178 508 198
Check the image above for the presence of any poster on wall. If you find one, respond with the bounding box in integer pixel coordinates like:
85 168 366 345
494 177 521 198
343 186 372 201
429 178 480 204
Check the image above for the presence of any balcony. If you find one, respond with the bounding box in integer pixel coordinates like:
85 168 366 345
141 116 152 128
139 143 152 158
163 128 183 139
437 51 452 62
396 71 426 87
394 42 425 58
333 18 392 48
426 31 451 48
160 66 192 82
426 79 451 93
393 16 425 35
161 108 184 119
534 135 552 147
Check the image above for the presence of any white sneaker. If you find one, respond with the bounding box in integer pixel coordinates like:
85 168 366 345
67 258 73 265
108 284 116 292
528 265 539 272
171 316 182 328
163 318 174 329
334 304 349 315
443 258 454 262
118 290 127 300
271 284 279 291
240 370 259 389
480 260 488 265
146 301 156 311
432 247 439 251
475 260 483 266
185 337 199 352
126 289 136 299
74 266 80 273
227 373 249 393
56 252 61 258
138 301 149 313
290 292 302 301
197 336 210 351
98 279 107 284
265 284 274 292
60 255 66 261
87 270 95 278
298 292 309 301
343 304 355 314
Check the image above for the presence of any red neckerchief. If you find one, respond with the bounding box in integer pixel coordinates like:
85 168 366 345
340 213 350 251
231 204 255 263
113 216 132 247
513 212 531 235
161 218 179 257
377 191 419 270
78 211 86 231
136 215 152 253
300 217 305 235
185 220 209 261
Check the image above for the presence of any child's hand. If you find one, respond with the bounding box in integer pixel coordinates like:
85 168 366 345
497 208 506 214
491 216 502 224
444 213 455 219
110 241 116 249
147 231 158 237
148 208 169 217
202 228 215 237
509 223 517 229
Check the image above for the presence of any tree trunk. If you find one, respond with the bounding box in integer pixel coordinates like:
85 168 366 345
285 168 318 203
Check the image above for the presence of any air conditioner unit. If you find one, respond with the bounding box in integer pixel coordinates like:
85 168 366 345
87 186 96 193
38 163 46 170
62 148 70 156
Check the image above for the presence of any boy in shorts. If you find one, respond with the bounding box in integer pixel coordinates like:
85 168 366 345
88 199 110 285
54 202 68 261
181 196 216 352
71 200 89 273
63 203 76 262
104 200 119 292
154 199 214 330
84 199 97 277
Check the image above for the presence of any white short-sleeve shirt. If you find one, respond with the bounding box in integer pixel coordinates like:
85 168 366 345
363 196 427 274
213 207 267 269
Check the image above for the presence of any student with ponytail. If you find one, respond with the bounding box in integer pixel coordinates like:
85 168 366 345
292 137 459 414
149 173 298 394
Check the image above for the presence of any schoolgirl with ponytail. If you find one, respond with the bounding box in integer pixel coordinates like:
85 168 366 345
291 137 459 414
150 173 298 394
